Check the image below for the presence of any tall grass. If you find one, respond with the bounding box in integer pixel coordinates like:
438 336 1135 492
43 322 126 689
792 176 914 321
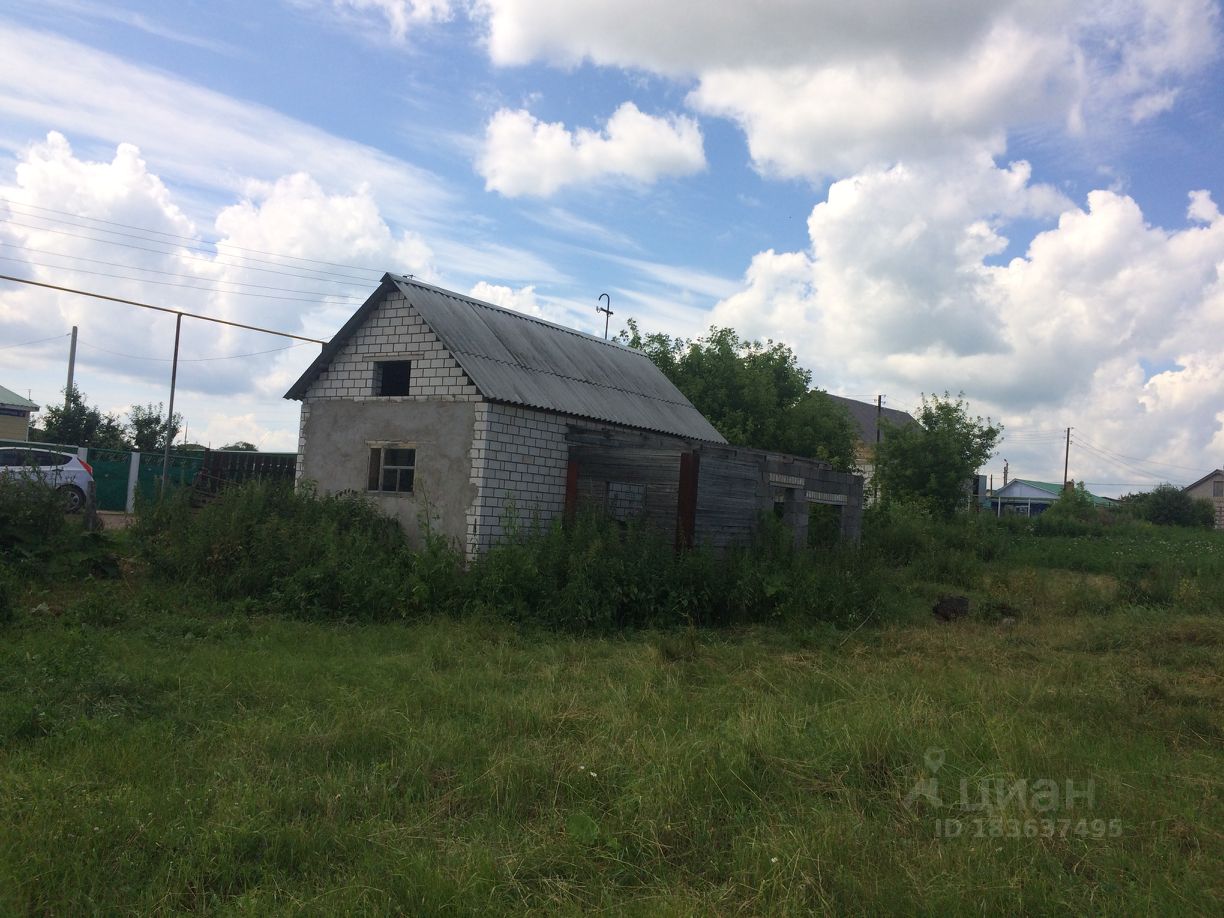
130 483 898 630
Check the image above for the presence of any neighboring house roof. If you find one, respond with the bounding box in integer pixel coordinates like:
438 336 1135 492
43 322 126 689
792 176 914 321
1183 469 1224 493
996 478 1118 506
285 274 728 443
0 384 38 412
825 394 915 445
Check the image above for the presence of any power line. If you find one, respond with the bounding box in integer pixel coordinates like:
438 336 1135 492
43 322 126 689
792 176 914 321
1 199 387 277
0 215 379 286
0 240 364 301
0 330 70 351
0 253 351 304
0 273 326 343
1073 433 1209 473
79 339 312 363
1072 439 1186 485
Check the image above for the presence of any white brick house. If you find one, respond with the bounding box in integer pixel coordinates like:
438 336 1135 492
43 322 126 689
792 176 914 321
285 274 725 554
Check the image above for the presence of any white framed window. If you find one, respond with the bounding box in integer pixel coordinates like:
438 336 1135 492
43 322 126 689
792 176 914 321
367 444 416 493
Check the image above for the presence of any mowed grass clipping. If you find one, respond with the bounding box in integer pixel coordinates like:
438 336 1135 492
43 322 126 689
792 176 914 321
2 573 1222 914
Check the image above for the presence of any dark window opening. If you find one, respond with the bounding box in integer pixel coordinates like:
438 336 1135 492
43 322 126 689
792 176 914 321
367 446 416 493
375 360 412 396
1215 480 1223 498
807 503 842 549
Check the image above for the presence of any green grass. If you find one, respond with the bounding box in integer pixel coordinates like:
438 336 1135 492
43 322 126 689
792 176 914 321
2 555 1223 914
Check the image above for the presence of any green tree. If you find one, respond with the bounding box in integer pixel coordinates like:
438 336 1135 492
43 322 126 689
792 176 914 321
221 441 257 451
618 321 857 470
875 393 1001 517
35 385 127 450
1121 483 1214 528
127 402 182 453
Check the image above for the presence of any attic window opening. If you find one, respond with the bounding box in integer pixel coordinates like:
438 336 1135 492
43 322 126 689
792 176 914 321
375 360 412 396
1215 480 1223 498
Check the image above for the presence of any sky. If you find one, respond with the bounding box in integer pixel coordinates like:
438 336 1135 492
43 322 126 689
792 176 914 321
0 0 1222 494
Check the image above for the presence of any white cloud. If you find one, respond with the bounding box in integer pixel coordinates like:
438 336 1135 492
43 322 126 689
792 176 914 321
0 134 436 450
469 280 541 315
0 21 452 226
475 0 1220 180
709 152 1224 489
477 102 705 197
297 0 454 41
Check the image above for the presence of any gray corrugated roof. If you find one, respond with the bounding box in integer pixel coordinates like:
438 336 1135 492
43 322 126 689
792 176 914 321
285 274 727 443
825 394 914 444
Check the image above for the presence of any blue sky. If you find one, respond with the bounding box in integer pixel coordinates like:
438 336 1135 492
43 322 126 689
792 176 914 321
1 0 1222 493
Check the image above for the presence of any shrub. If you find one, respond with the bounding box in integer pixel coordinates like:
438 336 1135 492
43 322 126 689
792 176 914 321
1122 484 1215 528
132 482 431 620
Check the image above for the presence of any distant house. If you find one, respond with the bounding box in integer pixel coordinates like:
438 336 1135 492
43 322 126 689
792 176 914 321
990 479 1117 517
0 384 38 441
1183 470 1224 530
286 274 864 555
824 394 915 499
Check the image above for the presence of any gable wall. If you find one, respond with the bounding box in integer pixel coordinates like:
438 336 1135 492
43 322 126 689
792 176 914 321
1185 472 1224 529
296 288 483 547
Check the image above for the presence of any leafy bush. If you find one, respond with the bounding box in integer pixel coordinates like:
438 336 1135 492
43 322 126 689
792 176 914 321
134 483 896 631
0 473 116 581
133 482 427 620
1122 484 1215 529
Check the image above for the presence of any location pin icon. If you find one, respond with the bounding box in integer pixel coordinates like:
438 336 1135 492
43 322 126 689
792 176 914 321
924 747 945 773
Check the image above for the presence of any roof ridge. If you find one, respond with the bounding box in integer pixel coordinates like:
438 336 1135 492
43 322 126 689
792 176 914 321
387 273 638 354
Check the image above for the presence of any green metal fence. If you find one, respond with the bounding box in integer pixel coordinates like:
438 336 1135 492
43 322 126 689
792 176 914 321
0 439 203 511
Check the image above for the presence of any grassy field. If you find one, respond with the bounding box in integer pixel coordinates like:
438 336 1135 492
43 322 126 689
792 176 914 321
1 511 1223 914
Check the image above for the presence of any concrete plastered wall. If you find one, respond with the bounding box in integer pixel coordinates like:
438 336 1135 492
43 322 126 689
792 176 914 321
301 398 477 547
296 287 482 548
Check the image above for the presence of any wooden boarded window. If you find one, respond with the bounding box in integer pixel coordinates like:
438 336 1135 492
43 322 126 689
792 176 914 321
367 446 416 493
374 360 412 396
606 481 647 521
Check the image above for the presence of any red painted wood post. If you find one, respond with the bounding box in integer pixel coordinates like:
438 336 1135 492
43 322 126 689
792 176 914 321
675 450 699 551
563 459 580 522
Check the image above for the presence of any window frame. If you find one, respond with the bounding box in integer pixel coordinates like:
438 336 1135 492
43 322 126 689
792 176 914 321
373 359 413 397
366 442 416 494
1214 479 1223 499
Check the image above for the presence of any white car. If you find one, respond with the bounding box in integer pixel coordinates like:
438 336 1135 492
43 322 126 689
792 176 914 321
0 447 95 512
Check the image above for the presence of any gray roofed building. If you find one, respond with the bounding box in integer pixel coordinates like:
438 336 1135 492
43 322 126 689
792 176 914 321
288 274 725 443
285 274 732 554
824 394 915 447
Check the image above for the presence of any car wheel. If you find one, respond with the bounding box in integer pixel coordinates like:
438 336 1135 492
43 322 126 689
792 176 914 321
60 485 85 514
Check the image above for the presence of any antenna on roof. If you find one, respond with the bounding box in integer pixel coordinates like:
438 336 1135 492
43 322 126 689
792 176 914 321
597 293 613 340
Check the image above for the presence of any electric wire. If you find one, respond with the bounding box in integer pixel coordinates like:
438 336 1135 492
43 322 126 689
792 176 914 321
0 215 380 285
79 339 312 363
0 253 352 303
1072 433 1209 473
0 240 364 300
0 274 326 343
0 331 70 351
1 199 388 276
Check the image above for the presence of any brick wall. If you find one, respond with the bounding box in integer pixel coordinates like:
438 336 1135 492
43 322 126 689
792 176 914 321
466 402 571 552
296 288 480 479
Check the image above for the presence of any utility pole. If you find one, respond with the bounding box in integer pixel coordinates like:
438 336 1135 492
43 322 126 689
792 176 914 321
597 293 613 340
160 313 183 490
1003 460 1009 486
1063 427 1072 488
874 395 884 504
65 325 77 405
